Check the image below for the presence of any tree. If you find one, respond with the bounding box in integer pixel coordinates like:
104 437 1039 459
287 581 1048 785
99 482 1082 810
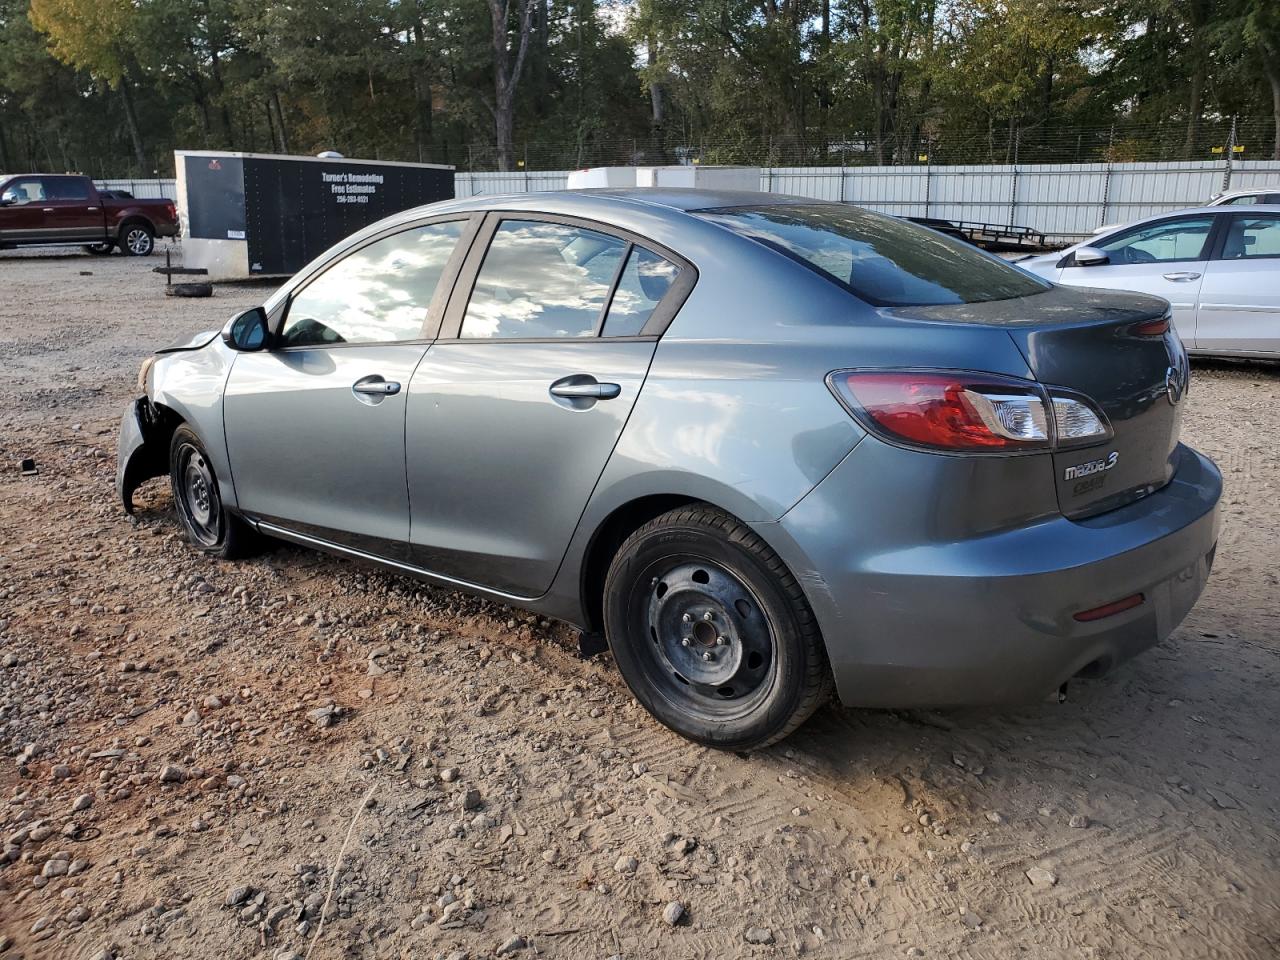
488 0 534 170
28 0 148 167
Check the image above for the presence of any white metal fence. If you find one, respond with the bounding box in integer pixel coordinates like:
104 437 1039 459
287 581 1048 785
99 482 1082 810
459 161 1280 242
94 178 177 199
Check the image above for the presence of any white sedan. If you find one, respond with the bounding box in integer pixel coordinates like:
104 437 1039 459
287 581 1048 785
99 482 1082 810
1020 206 1280 358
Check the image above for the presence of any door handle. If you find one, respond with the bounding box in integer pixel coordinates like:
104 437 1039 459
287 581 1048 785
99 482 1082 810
86 206 99 212
352 377 401 399
1163 272 1202 282
550 381 621 400
41 207 54 213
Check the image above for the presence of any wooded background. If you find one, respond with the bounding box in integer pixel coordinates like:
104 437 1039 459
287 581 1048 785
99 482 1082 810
1 0 1277 177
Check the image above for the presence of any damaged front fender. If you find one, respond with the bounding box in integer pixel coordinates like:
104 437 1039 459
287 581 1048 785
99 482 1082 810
116 397 171 514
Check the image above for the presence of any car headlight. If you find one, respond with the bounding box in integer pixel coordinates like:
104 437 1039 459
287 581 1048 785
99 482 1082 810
137 355 157 394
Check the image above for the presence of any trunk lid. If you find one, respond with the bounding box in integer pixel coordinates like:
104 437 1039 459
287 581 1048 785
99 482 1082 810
884 285 1187 519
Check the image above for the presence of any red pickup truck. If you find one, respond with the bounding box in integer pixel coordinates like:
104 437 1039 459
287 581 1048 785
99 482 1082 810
0 173 178 256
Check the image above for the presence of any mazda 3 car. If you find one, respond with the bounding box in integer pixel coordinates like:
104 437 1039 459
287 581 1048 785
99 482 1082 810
117 189 1222 750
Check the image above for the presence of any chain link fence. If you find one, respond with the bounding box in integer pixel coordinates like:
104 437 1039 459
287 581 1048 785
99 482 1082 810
457 117 1278 172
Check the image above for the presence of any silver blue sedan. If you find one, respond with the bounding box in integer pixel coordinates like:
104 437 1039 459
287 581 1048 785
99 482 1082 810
118 190 1221 750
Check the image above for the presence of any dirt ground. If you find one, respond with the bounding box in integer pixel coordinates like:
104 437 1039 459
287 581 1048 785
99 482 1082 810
1 245 1278 960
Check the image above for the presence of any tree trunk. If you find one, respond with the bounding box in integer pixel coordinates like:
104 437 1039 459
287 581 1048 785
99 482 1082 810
0 118 10 171
272 90 291 154
412 22 434 164
1182 0 1208 159
209 46 233 144
488 0 534 172
118 79 147 171
1265 44 1280 161
647 33 664 132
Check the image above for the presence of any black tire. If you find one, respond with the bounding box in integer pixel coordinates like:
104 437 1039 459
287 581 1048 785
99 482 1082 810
603 505 832 751
84 242 115 255
119 222 155 256
168 425 257 559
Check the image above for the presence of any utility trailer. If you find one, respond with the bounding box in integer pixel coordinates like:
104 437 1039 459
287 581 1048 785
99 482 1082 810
174 151 454 280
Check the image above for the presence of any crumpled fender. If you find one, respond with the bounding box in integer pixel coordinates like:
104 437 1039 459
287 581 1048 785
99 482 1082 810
155 329 219 354
116 398 170 514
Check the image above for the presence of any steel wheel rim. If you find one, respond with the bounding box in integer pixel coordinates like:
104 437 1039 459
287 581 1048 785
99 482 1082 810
633 556 776 719
176 443 220 545
126 229 151 254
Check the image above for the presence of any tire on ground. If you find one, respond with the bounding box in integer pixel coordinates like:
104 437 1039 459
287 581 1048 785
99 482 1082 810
168 425 258 559
603 504 832 751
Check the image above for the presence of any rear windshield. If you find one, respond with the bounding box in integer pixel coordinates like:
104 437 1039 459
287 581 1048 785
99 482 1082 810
698 204 1050 306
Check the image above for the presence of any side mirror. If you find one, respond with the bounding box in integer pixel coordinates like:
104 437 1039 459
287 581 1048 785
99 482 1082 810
1074 247 1110 267
222 307 270 351
0 197 13 207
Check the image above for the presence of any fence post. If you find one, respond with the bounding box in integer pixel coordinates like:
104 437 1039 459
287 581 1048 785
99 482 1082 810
924 158 931 218
1222 115 1237 192
1009 164 1019 226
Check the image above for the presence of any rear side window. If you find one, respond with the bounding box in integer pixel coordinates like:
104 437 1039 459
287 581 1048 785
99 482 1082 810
1221 194 1260 205
1221 215 1280 259
697 204 1048 306
602 247 679 336
46 178 90 201
461 220 628 339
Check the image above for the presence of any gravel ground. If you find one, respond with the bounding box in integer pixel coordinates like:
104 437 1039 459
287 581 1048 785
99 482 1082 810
1 246 1278 960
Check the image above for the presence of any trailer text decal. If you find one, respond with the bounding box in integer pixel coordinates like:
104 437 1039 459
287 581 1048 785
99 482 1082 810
322 171 385 205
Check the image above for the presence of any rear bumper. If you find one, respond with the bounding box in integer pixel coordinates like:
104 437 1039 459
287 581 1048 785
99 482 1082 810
756 442 1222 708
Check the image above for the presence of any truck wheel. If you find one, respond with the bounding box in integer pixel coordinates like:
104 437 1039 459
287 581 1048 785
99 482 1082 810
121 224 155 256
84 242 115 255
603 505 832 751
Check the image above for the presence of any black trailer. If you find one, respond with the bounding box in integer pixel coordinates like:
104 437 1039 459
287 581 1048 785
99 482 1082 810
175 151 455 280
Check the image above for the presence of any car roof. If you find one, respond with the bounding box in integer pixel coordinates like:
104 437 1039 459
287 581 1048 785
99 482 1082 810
416 187 828 220
1215 186 1280 197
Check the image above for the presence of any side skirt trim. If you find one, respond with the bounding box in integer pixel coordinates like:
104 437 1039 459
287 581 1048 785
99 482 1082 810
252 519 542 604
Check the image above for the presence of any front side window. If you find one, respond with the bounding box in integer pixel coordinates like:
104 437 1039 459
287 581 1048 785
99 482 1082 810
1097 216 1213 264
1221 215 1280 259
461 220 627 339
697 204 1048 306
1 179 45 204
280 220 464 347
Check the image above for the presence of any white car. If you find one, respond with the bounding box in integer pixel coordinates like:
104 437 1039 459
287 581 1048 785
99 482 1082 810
1020 205 1280 359
1207 186 1280 206
1089 186 1280 237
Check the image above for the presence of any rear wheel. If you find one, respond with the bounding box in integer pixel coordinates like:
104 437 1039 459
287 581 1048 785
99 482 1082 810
120 223 154 256
169 426 257 559
603 505 831 751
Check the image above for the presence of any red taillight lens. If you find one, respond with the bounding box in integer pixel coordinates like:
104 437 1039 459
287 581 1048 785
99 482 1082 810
828 371 1051 452
1133 316 1170 336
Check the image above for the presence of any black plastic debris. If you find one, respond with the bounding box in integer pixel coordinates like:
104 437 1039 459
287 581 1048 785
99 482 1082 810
577 630 608 659
20 457 38 476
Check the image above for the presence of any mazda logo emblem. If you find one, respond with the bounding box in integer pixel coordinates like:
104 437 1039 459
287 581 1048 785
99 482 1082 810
1165 366 1185 406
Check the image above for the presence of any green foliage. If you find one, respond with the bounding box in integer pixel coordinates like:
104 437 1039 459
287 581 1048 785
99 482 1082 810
0 0 1275 176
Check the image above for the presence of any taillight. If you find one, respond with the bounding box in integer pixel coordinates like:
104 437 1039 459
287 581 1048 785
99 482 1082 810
827 370 1110 454
1133 317 1170 336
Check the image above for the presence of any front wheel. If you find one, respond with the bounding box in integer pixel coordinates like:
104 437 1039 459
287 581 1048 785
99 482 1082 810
168 426 257 559
603 505 832 751
120 223 155 256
